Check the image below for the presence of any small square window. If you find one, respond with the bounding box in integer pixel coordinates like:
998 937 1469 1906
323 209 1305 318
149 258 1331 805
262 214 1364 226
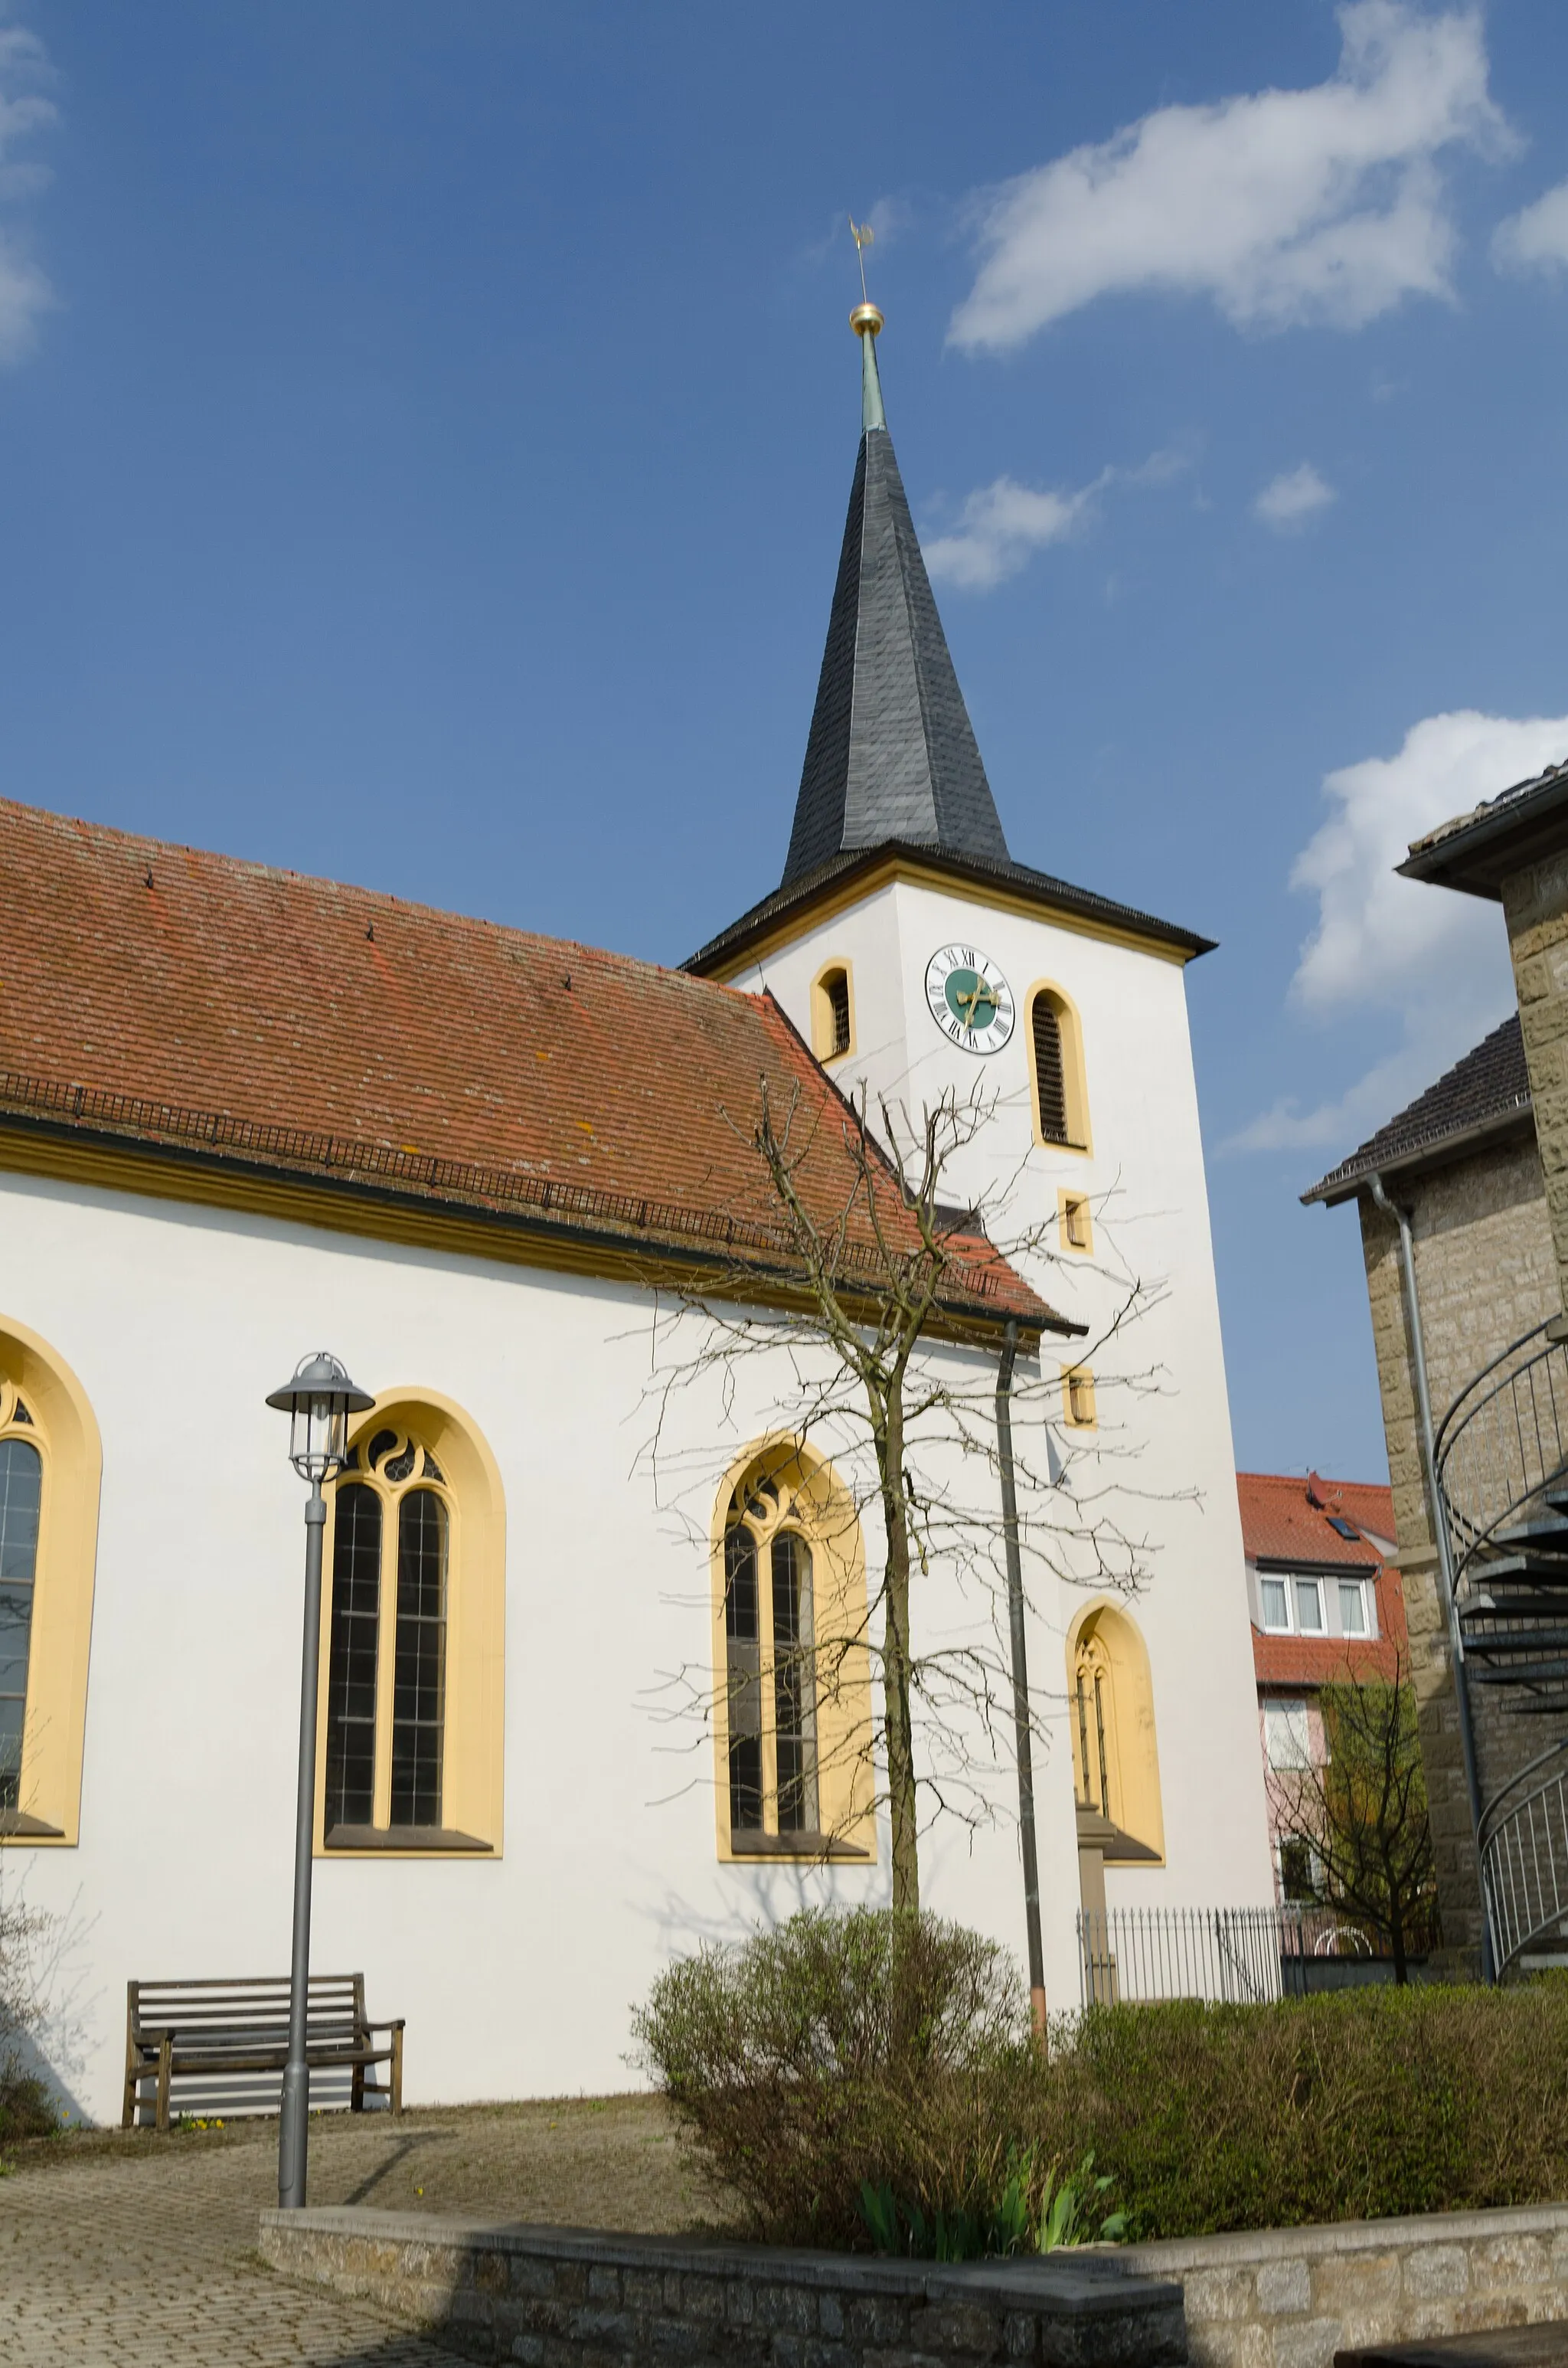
1295 1578 1324 1634
1063 1368 1096 1429
1260 1577 1290 1632
1339 1579 1367 1637
1059 1191 1093 1254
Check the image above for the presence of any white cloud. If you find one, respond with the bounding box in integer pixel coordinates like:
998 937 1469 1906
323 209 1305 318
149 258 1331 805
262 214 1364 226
925 450 1185 593
925 473 1106 591
1231 710 1568 1153
1492 179 1568 276
0 21 57 367
949 3 1508 352
1253 463 1337 531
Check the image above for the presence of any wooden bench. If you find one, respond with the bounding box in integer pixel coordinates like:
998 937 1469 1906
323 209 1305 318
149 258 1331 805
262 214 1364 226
122 1974 403 2134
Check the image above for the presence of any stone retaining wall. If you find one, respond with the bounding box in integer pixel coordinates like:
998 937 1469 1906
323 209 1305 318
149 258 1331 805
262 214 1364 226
257 2206 1187 2366
1123 2203 1568 2366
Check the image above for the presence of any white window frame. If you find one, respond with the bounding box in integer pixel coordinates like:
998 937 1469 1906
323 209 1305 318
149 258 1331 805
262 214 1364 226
1295 1575 1325 1634
1259 1574 1292 1634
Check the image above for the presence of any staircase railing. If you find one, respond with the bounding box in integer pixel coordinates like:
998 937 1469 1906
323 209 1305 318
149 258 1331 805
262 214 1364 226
1477 1734 1568 1973
1433 1317 1568 1601
1433 1318 1568 1974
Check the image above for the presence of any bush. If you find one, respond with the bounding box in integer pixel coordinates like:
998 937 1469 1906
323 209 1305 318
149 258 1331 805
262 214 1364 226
632 1905 1044 2245
635 1910 1568 2246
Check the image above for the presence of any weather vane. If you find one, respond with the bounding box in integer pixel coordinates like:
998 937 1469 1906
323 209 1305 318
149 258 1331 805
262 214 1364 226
848 215 874 304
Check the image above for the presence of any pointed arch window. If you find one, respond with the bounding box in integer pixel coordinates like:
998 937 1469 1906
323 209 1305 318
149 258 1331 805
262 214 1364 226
321 1413 497 1853
713 1447 875 1862
0 1425 42 1817
1028 986 1090 1153
0 1327 101 1847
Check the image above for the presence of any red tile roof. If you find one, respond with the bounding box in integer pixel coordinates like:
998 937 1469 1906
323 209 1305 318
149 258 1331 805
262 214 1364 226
0 798 1060 1336
1239 1470 1406 1688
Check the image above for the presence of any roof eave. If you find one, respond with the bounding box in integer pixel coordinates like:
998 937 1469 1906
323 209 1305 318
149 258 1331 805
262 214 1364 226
1302 1098 1534 1207
685 839 1215 977
1399 772 1568 901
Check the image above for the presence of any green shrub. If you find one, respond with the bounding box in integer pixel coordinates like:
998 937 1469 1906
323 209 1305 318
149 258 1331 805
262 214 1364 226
635 1910 1568 2246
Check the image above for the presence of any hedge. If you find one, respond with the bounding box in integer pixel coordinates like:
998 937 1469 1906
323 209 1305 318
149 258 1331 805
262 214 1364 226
633 1908 1568 2246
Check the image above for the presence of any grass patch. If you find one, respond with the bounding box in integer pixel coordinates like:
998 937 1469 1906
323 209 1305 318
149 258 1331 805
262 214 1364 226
635 1908 1568 2246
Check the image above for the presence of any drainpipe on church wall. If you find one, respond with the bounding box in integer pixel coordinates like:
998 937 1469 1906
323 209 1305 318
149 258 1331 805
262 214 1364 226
996 1320 1048 2040
1367 1172 1493 1983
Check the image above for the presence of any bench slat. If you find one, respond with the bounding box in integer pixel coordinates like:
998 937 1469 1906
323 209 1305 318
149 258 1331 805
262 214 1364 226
123 1973 401 2134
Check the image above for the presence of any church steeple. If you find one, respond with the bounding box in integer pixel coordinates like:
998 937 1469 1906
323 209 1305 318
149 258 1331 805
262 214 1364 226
781 300 1011 888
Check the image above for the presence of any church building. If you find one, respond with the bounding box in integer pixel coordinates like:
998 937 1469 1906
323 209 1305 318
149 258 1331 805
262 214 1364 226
2 301 1272 2120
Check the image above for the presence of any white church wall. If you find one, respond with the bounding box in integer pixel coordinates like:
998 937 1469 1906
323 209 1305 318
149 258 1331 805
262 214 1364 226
734 874 1275 1926
2 1161 1086 2122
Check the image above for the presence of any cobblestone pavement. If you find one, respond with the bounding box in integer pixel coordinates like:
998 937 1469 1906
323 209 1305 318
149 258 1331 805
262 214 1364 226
2 2099 715 2365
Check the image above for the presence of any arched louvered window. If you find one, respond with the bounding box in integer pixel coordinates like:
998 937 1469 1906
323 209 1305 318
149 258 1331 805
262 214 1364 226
1028 985 1090 1152
811 962 855 1061
325 1426 451 1841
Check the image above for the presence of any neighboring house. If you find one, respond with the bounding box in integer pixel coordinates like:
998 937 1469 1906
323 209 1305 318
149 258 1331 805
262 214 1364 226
0 306 1273 2123
1306 764 1568 1977
1238 1470 1404 1903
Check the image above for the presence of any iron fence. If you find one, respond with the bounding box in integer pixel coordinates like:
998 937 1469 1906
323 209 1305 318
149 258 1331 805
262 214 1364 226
1074 1905 1387 2007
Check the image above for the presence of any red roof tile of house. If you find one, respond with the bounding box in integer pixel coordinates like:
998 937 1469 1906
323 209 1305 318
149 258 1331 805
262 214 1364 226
0 798 1061 1336
1239 1470 1406 1687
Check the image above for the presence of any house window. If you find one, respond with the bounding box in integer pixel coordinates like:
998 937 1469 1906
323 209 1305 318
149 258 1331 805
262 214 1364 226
1339 1578 1369 1637
1027 986 1090 1153
318 1393 505 1857
1279 1836 1318 1903
712 1446 874 1861
1264 1698 1311 1769
1063 1367 1097 1430
1259 1576 1291 1633
0 1326 102 1847
1295 1577 1325 1634
811 963 854 1061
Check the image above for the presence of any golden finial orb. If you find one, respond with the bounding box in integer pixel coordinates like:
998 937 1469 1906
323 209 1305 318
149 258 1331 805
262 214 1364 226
850 300 884 339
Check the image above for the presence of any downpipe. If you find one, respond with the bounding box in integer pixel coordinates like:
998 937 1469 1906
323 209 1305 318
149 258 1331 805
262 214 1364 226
1367 1172 1493 1982
996 1320 1048 2039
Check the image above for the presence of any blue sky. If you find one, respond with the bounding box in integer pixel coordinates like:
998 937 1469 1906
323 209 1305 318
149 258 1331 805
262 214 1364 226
4 2 1568 1482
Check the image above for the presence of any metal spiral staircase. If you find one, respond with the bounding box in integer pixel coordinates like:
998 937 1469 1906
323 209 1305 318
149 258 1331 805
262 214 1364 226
1433 1319 1568 1973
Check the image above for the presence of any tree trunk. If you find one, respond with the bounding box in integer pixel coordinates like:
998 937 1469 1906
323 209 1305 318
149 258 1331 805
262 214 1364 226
879 1382 920 1915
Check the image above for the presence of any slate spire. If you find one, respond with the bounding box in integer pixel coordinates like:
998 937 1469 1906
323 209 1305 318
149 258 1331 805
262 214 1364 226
782 303 1011 887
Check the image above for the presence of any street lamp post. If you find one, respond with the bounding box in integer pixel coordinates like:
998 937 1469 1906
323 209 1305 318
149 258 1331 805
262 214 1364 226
266 1350 373 2211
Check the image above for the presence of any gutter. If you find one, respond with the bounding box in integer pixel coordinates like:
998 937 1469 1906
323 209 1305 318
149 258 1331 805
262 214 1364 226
1367 1172 1492 1982
996 1319 1047 2038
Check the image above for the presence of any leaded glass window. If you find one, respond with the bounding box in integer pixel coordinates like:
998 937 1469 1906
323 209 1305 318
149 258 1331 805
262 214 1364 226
722 1461 822 1845
325 1428 452 1840
0 1437 41 1813
772 1533 818 1832
724 1526 763 1833
390 1490 446 1828
325 1483 382 1828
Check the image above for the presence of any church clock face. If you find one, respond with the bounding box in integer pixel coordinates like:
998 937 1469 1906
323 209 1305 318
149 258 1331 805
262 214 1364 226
924 943 1015 1055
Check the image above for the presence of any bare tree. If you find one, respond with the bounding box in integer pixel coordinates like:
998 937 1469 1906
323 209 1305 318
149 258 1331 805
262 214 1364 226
638 1071 1174 1916
1271 1652 1439 1983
